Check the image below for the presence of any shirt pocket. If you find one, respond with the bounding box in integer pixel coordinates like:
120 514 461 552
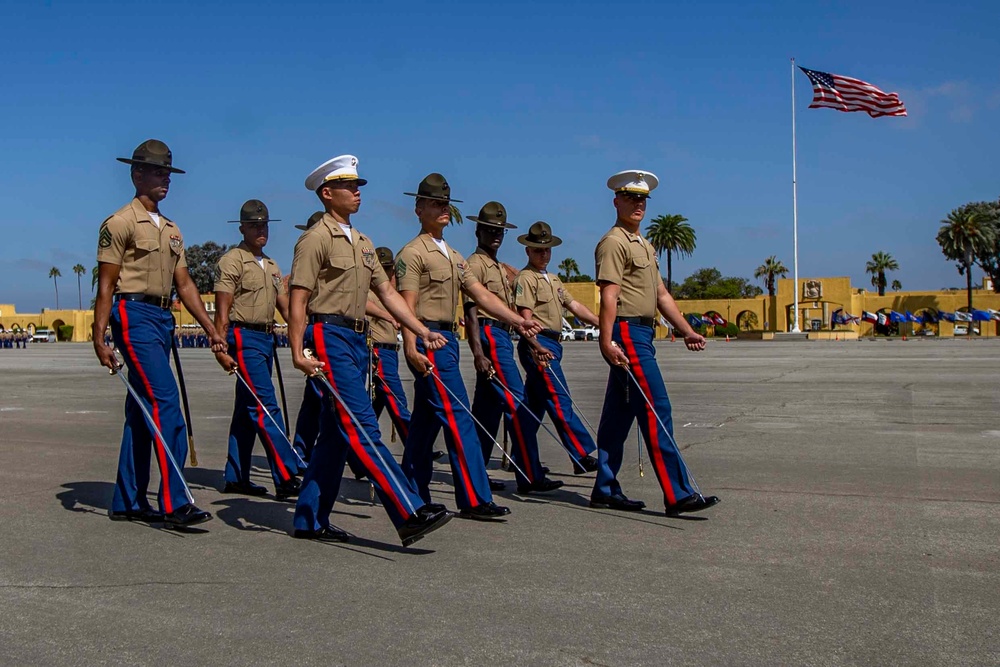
324 253 356 292
535 281 553 304
630 253 651 270
242 270 264 292
134 237 160 274
428 268 450 284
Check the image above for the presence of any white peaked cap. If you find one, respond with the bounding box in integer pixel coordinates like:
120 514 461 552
607 170 659 197
304 155 368 191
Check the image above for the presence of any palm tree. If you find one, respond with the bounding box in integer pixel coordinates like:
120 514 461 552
645 214 696 292
72 264 86 309
753 256 789 297
937 208 998 313
48 267 61 309
865 252 900 297
557 258 579 282
449 204 463 225
891 279 902 292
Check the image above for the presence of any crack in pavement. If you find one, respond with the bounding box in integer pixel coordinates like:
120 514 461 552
1 581 237 590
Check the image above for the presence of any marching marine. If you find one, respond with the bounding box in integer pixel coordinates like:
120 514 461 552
289 155 453 546
213 199 303 500
92 139 221 527
591 169 720 517
395 175 542 520
464 202 563 495
513 221 601 474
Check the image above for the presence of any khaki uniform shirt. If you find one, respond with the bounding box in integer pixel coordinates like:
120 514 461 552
595 223 660 318
214 242 285 324
465 248 514 320
367 291 398 344
514 269 574 332
288 214 387 320
96 198 187 297
396 233 480 323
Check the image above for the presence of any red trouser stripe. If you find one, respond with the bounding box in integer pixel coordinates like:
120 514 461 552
539 365 588 456
620 323 676 504
484 327 533 482
118 300 175 514
313 324 410 518
234 328 291 482
376 355 408 441
427 347 479 506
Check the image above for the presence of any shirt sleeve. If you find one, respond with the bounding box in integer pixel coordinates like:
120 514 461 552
555 277 574 307
214 252 240 293
370 258 388 290
271 261 287 296
395 244 422 293
455 250 480 291
595 236 627 286
289 231 326 291
96 214 131 265
514 271 537 310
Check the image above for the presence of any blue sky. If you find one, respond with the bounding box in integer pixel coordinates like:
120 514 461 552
2 0 998 311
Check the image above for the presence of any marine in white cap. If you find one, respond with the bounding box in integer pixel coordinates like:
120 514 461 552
590 169 720 517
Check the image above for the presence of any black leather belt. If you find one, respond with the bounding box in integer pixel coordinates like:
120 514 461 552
538 329 561 341
231 321 273 333
310 313 368 333
373 341 399 351
115 293 172 309
422 319 458 333
478 317 512 334
616 316 655 327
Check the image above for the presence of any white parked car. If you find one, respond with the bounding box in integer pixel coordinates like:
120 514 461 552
32 329 56 343
560 326 574 341
953 325 980 336
573 325 599 341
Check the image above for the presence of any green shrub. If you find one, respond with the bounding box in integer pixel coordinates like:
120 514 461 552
57 325 74 341
715 322 739 337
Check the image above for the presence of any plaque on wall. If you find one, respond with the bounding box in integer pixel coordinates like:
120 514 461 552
803 280 822 299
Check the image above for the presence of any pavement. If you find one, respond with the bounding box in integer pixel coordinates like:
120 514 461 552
0 339 997 666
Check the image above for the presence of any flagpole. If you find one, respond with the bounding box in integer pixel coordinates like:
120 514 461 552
790 57 801 332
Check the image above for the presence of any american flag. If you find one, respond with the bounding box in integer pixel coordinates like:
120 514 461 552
799 67 907 118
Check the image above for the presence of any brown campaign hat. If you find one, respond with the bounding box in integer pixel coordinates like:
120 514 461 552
295 211 325 231
517 221 563 248
116 139 185 174
466 201 517 229
404 173 462 203
228 199 280 223
375 247 395 267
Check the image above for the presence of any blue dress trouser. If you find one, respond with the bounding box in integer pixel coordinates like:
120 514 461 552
110 300 191 515
225 327 301 487
372 347 411 440
402 333 493 510
292 326 321 464
470 325 545 487
517 335 597 463
293 323 425 532
593 322 695 506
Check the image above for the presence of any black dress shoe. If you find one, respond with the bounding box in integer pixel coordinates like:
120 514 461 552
432 450 446 461
516 478 565 495
419 502 448 516
223 481 268 496
459 501 511 521
488 477 506 491
572 455 599 474
275 477 301 501
398 508 454 546
590 493 646 511
293 526 350 542
163 504 212 527
665 494 721 517
541 465 550 474
108 508 164 523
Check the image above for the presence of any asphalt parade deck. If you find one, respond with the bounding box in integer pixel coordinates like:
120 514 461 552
1 340 997 666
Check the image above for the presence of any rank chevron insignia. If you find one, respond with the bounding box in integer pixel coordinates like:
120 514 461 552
98 222 112 249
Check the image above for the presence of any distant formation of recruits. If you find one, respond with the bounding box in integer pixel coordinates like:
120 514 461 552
1 331 32 348
91 139 720 544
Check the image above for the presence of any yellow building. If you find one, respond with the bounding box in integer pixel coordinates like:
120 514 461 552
4 276 997 342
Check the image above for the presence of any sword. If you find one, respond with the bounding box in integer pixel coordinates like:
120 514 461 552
487 370 586 469
303 349 416 515
170 334 198 466
229 366 308 469
109 352 195 504
428 368 529 480
612 344 699 492
542 364 599 438
271 334 290 438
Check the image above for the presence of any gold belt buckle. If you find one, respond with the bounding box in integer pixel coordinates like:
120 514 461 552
354 318 365 333
159 295 170 309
